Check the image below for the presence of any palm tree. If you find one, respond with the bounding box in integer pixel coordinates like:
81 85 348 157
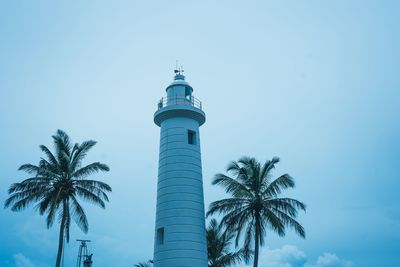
207 218 251 267
134 260 153 267
207 156 306 267
4 130 112 267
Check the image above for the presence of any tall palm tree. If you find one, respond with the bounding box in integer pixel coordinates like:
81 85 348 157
207 156 306 267
207 218 251 267
4 130 112 267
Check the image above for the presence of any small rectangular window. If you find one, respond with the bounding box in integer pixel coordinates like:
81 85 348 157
188 130 196 145
157 227 164 245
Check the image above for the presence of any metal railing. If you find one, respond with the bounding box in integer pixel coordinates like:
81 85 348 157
157 95 202 110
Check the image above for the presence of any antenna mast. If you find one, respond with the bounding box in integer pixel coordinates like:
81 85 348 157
76 239 93 267
174 60 184 75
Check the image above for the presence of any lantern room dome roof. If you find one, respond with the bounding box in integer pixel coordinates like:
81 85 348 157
166 74 193 92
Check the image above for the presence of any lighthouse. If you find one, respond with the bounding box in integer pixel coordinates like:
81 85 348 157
153 70 208 266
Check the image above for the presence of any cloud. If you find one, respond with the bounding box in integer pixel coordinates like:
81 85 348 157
13 253 36 267
260 245 307 267
18 218 56 248
236 245 352 267
308 253 353 267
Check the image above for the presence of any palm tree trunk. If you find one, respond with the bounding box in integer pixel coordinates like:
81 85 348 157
55 202 67 267
253 214 260 267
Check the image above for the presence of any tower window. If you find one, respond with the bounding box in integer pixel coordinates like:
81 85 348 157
185 87 191 98
188 130 196 145
157 227 164 245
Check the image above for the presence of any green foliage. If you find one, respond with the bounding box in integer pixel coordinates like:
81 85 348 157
4 130 112 267
134 260 153 267
207 218 251 267
207 156 306 267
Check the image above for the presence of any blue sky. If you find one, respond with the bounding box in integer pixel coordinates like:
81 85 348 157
0 1 399 266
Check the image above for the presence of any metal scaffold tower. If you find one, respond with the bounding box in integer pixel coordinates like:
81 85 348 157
76 239 93 267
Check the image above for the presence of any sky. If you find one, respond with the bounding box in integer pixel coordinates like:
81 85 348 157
0 1 399 266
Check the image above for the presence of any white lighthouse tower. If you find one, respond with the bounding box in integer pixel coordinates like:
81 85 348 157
153 70 208 266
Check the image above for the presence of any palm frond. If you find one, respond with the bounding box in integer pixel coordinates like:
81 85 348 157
69 140 97 173
74 183 110 202
18 164 40 174
52 130 72 172
239 157 259 176
74 187 106 208
241 216 255 251
70 196 89 233
74 180 112 192
260 157 279 178
53 130 72 156
37 159 62 178
37 193 55 215
207 198 248 217
46 197 60 228
259 157 279 188
226 161 249 183
39 145 59 166
237 156 254 167
263 174 295 197
6 192 44 211
207 218 251 267
261 209 285 237
72 162 109 179
7 177 50 194
5 186 47 208
273 209 306 238
212 173 252 198
268 198 306 217
134 262 152 267
230 209 253 247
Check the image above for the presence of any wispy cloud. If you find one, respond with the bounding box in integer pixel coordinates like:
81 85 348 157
307 253 352 267
236 245 352 267
13 253 35 267
16 217 56 250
